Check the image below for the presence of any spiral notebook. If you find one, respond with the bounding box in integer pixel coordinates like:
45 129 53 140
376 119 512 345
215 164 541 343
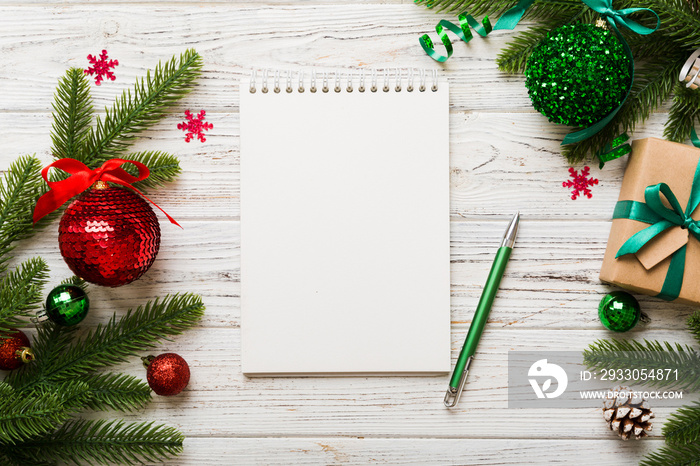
240 70 450 375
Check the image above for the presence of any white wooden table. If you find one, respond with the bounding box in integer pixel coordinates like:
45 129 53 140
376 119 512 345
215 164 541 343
1 1 697 464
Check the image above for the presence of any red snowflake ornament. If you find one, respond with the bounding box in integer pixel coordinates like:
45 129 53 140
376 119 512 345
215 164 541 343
563 166 599 200
177 110 213 143
84 50 118 85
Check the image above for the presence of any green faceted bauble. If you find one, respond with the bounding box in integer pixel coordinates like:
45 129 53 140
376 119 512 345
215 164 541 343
45 284 90 326
525 23 632 127
598 291 641 332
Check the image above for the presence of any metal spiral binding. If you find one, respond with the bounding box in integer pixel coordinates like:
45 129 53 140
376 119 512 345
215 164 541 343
273 70 281 93
248 69 440 94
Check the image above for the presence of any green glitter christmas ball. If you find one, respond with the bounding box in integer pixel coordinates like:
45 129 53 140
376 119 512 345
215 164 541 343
525 23 632 127
598 291 641 332
44 284 90 326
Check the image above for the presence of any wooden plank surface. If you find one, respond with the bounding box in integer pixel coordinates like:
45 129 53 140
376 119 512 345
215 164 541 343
0 2 694 465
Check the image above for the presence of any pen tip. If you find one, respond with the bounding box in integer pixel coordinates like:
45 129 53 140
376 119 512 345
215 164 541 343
501 212 520 247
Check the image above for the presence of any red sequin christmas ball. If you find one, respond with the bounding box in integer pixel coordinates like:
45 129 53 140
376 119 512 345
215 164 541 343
0 329 34 371
59 183 161 287
144 353 190 396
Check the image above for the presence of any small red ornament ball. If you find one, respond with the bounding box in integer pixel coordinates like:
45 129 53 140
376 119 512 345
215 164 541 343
0 329 34 371
143 353 190 396
59 183 161 287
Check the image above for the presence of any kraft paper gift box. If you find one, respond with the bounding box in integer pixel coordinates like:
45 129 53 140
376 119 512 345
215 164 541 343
600 137 700 305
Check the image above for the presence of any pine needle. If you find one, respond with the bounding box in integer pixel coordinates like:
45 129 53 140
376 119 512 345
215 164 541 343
648 0 700 49
0 257 49 334
0 155 48 268
689 311 700 347
121 151 182 191
5 323 79 390
0 382 14 397
51 68 93 161
3 419 184 466
664 85 700 143
639 442 700 466
82 373 152 413
0 381 90 444
664 401 700 446
81 49 202 167
583 339 700 391
497 22 563 74
415 0 583 21
60 275 88 291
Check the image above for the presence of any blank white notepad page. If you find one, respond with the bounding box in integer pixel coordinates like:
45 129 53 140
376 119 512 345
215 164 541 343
240 74 450 375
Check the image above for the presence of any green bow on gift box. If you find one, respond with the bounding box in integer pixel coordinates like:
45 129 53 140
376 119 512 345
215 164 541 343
613 156 700 301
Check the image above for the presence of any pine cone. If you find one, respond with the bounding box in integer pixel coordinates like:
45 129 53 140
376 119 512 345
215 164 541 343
603 386 654 440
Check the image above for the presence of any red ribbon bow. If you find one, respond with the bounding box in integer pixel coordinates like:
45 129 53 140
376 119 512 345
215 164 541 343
33 158 180 227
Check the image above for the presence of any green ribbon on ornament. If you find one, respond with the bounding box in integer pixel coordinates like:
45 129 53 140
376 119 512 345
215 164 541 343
419 0 535 63
563 0 660 145
613 155 700 301
692 127 700 148
583 0 659 35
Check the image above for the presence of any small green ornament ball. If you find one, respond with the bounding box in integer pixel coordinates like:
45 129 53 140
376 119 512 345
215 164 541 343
45 284 90 326
598 291 641 332
525 23 632 127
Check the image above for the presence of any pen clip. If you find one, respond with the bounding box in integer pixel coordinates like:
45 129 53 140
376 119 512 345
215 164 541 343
443 356 472 408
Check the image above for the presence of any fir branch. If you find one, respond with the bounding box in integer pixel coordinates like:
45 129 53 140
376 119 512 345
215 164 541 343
583 339 700 391
689 311 700 347
120 151 182 191
0 155 48 268
82 373 152 412
81 49 202 168
51 68 93 160
617 53 685 131
61 275 88 291
0 257 49 335
640 442 700 466
14 293 203 389
0 382 90 444
664 401 700 446
497 23 562 74
415 0 518 15
626 32 681 60
5 323 78 390
664 85 700 143
0 382 14 397
415 0 583 21
648 0 700 49
0 449 42 466
3 419 184 466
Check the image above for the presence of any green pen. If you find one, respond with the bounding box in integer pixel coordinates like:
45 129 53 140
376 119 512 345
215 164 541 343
444 212 520 408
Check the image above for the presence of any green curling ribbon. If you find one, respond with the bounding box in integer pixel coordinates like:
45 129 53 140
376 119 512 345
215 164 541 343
419 13 492 63
613 157 700 301
597 133 631 168
419 0 535 63
562 0 659 145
